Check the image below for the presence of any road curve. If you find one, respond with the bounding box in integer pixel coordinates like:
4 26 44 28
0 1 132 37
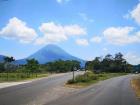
0 71 83 105
46 75 140 105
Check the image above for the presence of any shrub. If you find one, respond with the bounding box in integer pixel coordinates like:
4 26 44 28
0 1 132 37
67 71 98 84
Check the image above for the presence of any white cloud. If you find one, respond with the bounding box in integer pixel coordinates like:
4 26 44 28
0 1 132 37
79 13 94 23
64 25 86 36
35 22 86 45
56 0 70 4
130 3 140 25
90 36 102 43
76 38 89 46
0 17 37 43
124 53 140 65
103 26 140 45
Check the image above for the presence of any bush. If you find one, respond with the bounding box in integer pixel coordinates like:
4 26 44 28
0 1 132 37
67 71 98 84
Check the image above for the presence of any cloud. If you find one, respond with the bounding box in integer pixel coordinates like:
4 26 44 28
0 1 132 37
103 26 140 45
124 53 140 65
0 17 37 43
35 22 86 45
90 36 102 43
76 38 89 46
79 13 94 23
124 2 140 25
56 0 70 4
130 3 140 25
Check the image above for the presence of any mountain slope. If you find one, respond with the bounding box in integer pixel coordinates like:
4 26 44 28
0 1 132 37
0 55 6 62
15 44 85 66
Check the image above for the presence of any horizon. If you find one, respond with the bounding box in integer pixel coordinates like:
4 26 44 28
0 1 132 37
0 0 140 65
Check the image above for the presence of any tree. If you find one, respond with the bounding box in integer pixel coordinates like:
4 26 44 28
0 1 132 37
4 56 15 71
4 56 15 63
85 61 94 70
85 53 132 73
0 63 5 72
45 60 80 73
92 57 102 72
25 59 39 73
114 52 126 72
101 54 114 72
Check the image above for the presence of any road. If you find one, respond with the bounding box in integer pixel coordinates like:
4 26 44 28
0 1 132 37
46 75 140 105
0 71 83 105
0 73 139 105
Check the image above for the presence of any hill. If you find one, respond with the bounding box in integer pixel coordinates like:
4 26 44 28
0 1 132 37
15 44 85 66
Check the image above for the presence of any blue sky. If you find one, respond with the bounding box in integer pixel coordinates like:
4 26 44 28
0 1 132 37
0 0 140 65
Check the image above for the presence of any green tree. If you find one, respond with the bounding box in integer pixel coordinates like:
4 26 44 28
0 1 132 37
4 56 15 71
101 54 114 72
45 60 80 73
0 63 5 72
25 59 39 73
114 52 126 72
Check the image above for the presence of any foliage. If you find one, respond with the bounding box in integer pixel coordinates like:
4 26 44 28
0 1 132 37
67 71 128 85
25 58 39 73
67 71 98 84
85 52 132 73
46 60 80 73
0 63 5 72
3 56 16 71
4 56 15 63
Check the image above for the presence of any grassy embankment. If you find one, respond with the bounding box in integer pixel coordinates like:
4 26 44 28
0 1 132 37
0 73 49 82
67 71 128 87
131 75 140 99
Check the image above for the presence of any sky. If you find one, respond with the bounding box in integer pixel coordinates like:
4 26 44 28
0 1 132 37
0 0 140 65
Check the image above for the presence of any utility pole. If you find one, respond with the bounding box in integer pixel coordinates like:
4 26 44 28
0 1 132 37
72 66 77 81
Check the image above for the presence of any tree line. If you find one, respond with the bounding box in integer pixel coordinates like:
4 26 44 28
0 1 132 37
0 57 80 73
0 52 139 73
85 52 133 73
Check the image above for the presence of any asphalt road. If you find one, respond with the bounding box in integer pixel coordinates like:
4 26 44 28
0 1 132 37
46 75 140 105
0 73 139 105
0 71 83 105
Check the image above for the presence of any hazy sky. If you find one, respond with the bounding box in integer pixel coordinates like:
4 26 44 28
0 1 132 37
0 0 140 65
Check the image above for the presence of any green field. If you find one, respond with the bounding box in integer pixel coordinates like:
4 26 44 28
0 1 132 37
0 73 48 82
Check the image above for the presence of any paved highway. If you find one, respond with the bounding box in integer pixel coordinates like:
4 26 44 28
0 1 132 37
46 75 140 105
0 73 139 105
0 71 83 105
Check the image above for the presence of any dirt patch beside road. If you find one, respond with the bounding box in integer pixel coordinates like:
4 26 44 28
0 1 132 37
131 75 140 99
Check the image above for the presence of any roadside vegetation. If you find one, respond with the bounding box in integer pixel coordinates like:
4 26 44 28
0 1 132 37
0 52 139 83
67 53 131 86
0 73 48 82
67 71 127 87
131 75 140 99
0 56 80 82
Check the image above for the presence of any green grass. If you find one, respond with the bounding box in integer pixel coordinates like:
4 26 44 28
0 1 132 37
67 71 128 87
0 73 49 82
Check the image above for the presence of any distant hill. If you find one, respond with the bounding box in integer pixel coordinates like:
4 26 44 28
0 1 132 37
14 44 85 66
0 55 6 62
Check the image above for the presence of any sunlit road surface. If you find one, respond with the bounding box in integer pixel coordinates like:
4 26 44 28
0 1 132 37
46 75 140 105
0 71 84 105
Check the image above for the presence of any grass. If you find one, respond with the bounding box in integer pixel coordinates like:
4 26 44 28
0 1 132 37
0 73 49 82
131 75 140 99
67 71 128 87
